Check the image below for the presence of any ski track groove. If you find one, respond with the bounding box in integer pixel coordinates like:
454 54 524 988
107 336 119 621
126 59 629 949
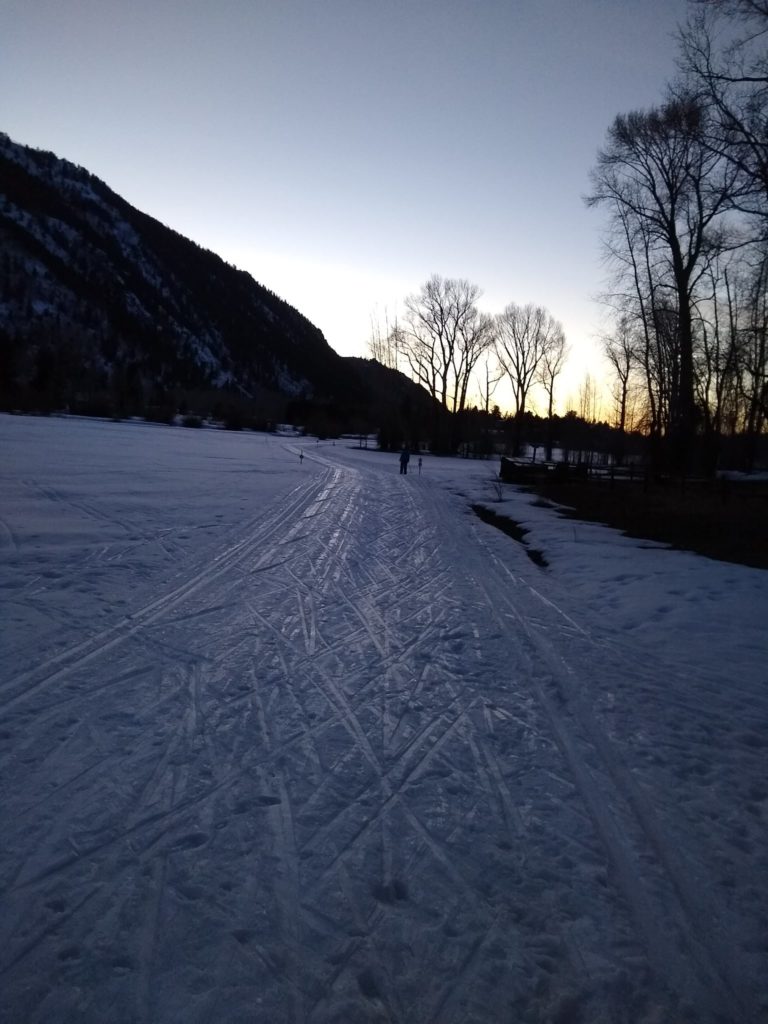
426 914 504 1024
134 808 171 1024
0 513 20 552
273 773 305 1024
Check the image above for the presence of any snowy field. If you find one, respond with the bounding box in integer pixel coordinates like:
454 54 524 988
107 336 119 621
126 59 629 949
1 413 767 1024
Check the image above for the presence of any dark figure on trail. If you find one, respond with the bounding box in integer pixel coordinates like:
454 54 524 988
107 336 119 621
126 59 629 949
399 447 410 475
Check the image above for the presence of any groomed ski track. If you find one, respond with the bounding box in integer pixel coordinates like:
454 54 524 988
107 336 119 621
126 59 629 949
1 434 766 1023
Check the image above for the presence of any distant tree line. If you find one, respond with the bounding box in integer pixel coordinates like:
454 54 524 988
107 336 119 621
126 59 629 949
589 0 768 475
368 274 568 458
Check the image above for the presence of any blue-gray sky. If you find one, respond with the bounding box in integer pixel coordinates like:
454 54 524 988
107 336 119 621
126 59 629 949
2 0 690 410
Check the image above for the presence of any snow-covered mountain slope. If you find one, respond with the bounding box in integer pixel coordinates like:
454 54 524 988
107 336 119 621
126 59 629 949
2 414 767 1023
0 133 353 409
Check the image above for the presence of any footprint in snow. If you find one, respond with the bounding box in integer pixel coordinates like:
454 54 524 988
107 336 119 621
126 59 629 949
372 879 409 903
172 832 208 851
357 969 381 1001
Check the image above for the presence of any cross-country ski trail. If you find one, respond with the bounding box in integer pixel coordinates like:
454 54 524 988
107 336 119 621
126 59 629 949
1 426 766 1024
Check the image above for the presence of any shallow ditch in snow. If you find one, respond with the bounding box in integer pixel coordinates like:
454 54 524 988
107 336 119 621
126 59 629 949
470 503 549 567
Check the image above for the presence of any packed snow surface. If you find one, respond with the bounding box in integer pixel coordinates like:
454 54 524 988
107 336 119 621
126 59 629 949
1 414 767 1024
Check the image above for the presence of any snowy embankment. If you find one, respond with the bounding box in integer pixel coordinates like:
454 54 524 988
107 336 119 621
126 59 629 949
1 415 766 1024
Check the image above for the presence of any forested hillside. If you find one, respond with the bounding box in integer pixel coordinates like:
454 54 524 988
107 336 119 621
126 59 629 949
0 133 434 434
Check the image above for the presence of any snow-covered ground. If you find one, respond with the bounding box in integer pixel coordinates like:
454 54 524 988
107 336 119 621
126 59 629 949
1 414 766 1024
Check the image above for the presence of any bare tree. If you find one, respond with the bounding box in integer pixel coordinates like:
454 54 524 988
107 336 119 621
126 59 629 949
495 302 562 454
692 254 743 462
739 251 768 466
603 314 639 463
587 94 736 472
579 373 600 424
401 275 490 412
367 309 400 370
679 1 768 227
600 198 668 442
475 348 505 414
677 2 768 471
536 323 567 460
452 308 496 413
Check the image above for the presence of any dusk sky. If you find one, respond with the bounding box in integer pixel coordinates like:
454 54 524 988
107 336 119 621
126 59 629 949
2 0 690 411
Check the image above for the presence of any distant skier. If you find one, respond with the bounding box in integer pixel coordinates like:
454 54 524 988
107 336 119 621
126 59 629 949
418 456 423 475
299 451 304 464
399 446 410 475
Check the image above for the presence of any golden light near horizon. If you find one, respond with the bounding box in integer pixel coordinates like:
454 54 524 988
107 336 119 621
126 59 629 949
227 243 615 422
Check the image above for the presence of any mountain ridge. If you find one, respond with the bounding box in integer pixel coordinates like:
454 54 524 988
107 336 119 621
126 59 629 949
0 132 433 436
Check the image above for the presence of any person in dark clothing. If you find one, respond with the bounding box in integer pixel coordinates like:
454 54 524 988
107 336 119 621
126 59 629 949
399 447 410 474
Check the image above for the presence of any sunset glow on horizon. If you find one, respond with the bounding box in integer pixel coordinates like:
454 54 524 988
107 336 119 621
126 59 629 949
1 0 689 415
